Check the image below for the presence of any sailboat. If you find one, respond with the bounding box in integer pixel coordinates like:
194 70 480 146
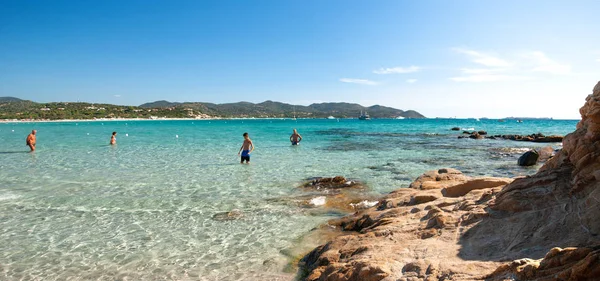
359 111 370 120
292 106 296 120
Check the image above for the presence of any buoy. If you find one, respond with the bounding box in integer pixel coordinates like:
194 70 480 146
125 133 129 137
175 135 179 138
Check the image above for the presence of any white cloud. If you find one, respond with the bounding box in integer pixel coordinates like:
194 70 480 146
373 66 421 74
114 95 121 98
339 78 378 85
450 74 530 82
453 48 513 67
450 48 571 83
406 79 418 83
524 51 571 74
460 68 505 75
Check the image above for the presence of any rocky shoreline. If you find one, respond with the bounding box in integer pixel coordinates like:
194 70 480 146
457 131 564 143
297 82 600 281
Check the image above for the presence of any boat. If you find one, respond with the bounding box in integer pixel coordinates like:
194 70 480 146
358 111 370 120
395 116 405 119
517 119 523 123
327 116 335 119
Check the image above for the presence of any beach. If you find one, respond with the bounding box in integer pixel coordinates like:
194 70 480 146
0 118 576 280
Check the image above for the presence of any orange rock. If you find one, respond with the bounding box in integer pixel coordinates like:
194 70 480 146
299 82 600 281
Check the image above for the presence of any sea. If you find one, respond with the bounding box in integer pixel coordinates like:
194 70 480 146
0 118 578 280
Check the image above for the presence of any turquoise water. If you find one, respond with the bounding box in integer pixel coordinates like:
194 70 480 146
0 118 577 280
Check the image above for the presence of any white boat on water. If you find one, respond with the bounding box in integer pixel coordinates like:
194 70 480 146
327 116 335 119
359 111 370 120
396 116 405 119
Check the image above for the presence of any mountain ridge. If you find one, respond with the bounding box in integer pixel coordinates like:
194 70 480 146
139 100 424 118
0 96 425 119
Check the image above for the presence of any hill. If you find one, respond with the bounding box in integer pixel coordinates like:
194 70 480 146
0 97 425 120
139 100 425 119
0 97 26 102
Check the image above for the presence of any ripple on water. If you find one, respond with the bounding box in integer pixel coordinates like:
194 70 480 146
0 119 577 279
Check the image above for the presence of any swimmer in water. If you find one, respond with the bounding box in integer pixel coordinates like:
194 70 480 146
110 131 117 145
238 132 254 164
290 128 302 145
26 130 36 152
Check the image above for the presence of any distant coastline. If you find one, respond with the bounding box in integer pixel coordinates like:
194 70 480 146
0 97 426 120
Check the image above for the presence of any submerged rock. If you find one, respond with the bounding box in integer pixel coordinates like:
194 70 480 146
212 209 243 221
451 127 460 131
301 176 363 190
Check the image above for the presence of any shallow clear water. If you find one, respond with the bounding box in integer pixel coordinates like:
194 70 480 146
0 118 577 280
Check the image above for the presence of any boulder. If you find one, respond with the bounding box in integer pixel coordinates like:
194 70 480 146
451 127 460 131
469 132 483 139
517 150 539 166
477 130 487 135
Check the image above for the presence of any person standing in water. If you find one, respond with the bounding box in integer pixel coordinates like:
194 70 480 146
26 130 37 152
238 132 254 164
290 128 302 145
110 131 117 145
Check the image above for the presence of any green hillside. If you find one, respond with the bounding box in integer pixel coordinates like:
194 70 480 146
1 97 425 120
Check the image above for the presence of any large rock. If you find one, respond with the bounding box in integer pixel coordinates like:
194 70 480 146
300 169 513 281
299 81 600 281
517 150 539 166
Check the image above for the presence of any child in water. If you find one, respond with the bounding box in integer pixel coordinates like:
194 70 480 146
238 132 254 164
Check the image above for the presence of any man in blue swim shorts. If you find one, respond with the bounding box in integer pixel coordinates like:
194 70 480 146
238 132 254 164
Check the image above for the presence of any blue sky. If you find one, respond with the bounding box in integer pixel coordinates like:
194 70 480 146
1 0 599 118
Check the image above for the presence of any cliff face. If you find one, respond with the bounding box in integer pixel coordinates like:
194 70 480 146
299 81 600 281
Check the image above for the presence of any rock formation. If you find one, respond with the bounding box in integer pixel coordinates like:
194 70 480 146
299 81 600 281
459 132 564 143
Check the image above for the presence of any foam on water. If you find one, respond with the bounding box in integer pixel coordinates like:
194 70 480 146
349 200 379 209
309 196 326 206
0 193 21 201
0 118 577 280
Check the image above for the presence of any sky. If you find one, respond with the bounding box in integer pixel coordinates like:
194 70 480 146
1 0 599 119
